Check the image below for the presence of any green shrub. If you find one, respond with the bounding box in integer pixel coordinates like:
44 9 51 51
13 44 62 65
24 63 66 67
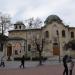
14 57 47 61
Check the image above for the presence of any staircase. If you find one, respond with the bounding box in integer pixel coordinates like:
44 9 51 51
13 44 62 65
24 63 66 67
47 56 63 61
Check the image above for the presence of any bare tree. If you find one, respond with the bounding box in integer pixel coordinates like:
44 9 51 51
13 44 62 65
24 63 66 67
35 38 45 65
0 13 12 60
29 32 45 65
32 18 43 28
24 17 44 65
24 17 43 29
0 13 12 35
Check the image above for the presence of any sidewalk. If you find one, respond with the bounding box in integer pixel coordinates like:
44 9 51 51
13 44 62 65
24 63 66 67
0 60 62 69
0 60 75 75
0 64 75 75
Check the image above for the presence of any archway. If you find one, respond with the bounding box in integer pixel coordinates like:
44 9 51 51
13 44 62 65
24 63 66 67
53 43 60 55
7 44 12 60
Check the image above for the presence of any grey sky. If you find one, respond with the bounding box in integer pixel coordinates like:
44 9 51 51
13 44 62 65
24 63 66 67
0 0 75 27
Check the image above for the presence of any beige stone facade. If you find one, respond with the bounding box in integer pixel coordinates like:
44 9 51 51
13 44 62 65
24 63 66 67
3 15 75 59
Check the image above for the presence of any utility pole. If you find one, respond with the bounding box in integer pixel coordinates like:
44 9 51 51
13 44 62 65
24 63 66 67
57 30 61 63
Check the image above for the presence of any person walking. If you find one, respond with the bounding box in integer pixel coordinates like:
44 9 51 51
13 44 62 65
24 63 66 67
0 56 5 67
63 55 68 75
20 55 25 68
67 56 74 75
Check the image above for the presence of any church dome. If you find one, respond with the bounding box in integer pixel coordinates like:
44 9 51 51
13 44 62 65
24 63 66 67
44 15 62 24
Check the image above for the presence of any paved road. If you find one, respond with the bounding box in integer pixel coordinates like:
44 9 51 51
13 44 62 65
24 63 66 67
0 64 75 75
0 60 62 69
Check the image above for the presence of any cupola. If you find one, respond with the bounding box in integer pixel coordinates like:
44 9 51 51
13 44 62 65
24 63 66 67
14 21 26 30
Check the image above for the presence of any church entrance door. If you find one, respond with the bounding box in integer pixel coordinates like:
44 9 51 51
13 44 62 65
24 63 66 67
53 43 60 55
7 44 12 60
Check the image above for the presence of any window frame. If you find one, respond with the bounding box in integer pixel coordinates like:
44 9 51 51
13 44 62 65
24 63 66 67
71 31 74 38
62 30 66 37
45 31 49 38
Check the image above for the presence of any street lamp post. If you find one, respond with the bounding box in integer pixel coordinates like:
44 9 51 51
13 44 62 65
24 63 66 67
57 30 61 63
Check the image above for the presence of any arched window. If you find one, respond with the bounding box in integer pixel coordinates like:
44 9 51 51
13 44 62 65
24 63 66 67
19 25 21 29
62 30 65 37
0 43 3 51
45 31 49 38
71 32 74 38
15 50 18 55
28 44 31 51
15 25 17 29
56 30 59 36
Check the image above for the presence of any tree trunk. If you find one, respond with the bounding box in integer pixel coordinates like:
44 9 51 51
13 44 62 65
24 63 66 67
39 51 42 65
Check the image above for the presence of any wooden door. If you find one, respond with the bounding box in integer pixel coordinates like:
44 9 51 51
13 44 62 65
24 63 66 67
53 47 60 55
7 45 12 56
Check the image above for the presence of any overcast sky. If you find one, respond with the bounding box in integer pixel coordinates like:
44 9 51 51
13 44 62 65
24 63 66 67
0 0 75 27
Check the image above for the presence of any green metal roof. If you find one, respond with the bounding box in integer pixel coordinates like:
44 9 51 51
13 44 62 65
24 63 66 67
44 15 62 24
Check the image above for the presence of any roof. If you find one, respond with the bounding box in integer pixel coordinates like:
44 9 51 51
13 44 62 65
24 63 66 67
9 28 42 32
8 37 26 41
69 27 75 29
44 15 62 24
14 21 24 25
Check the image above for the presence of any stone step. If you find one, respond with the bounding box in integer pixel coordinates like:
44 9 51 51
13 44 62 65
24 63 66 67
47 56 63 61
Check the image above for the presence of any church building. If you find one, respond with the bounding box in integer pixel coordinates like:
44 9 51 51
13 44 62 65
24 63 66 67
2 15 75 60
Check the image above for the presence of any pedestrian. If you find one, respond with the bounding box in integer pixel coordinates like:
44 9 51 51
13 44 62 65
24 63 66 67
0 57 5 67
20 55 25 68
63 55 68 75
67 56 74 75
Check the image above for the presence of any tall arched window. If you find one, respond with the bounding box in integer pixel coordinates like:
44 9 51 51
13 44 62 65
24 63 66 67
28 44 31 51
62 30 65 37
56 30 59 36
45 31 49 38
15 25 17 29
71 32 74 38
19 25 21 29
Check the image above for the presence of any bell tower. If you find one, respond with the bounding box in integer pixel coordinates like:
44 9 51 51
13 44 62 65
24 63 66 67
14 21 26 30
